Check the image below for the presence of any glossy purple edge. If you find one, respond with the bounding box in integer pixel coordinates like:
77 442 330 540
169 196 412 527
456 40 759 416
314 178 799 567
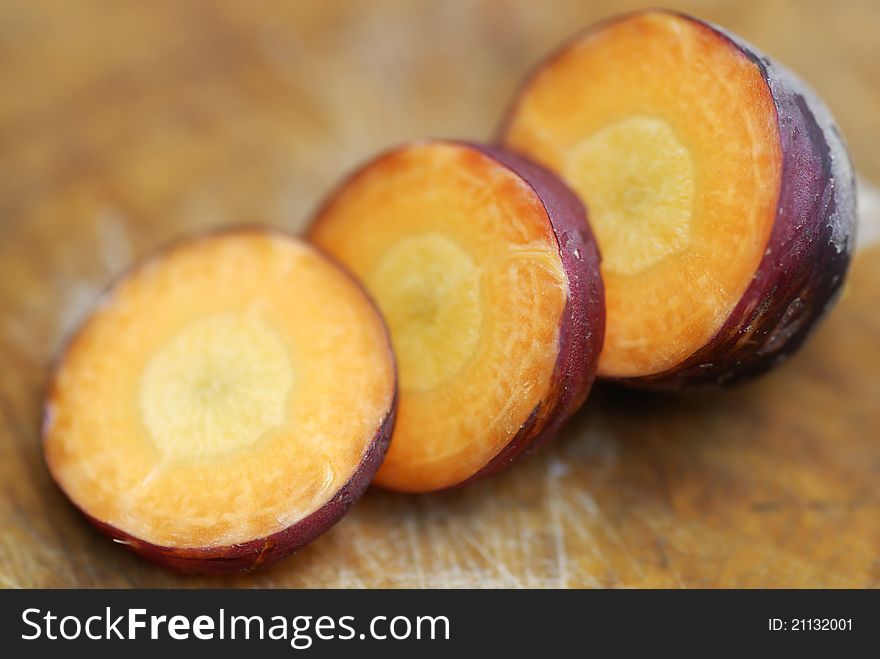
43 225 399 574
626 14 857 390
458 144 605 485
498 10 857 391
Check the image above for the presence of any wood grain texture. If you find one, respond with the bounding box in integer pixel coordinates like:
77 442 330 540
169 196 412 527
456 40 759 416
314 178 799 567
1 0 878 588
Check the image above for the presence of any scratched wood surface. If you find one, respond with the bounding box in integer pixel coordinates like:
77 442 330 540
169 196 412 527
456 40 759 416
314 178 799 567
1 0 879 588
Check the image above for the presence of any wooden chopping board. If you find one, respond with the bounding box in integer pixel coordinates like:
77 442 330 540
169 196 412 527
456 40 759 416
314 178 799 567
1 0 879 588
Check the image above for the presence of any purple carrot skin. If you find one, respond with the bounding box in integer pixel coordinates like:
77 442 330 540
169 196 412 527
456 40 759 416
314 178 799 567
308 140 605 492
459 145 604 485
77 405 395 574
498 10 856 390
623 15 856 390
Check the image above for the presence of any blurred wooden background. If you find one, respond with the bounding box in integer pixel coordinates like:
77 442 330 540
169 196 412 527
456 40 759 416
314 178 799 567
1 0 878 587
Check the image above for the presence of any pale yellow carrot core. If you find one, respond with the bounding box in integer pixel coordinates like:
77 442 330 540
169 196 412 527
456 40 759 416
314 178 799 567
139 313 293 460
369 233 481 393
565 116 695 277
